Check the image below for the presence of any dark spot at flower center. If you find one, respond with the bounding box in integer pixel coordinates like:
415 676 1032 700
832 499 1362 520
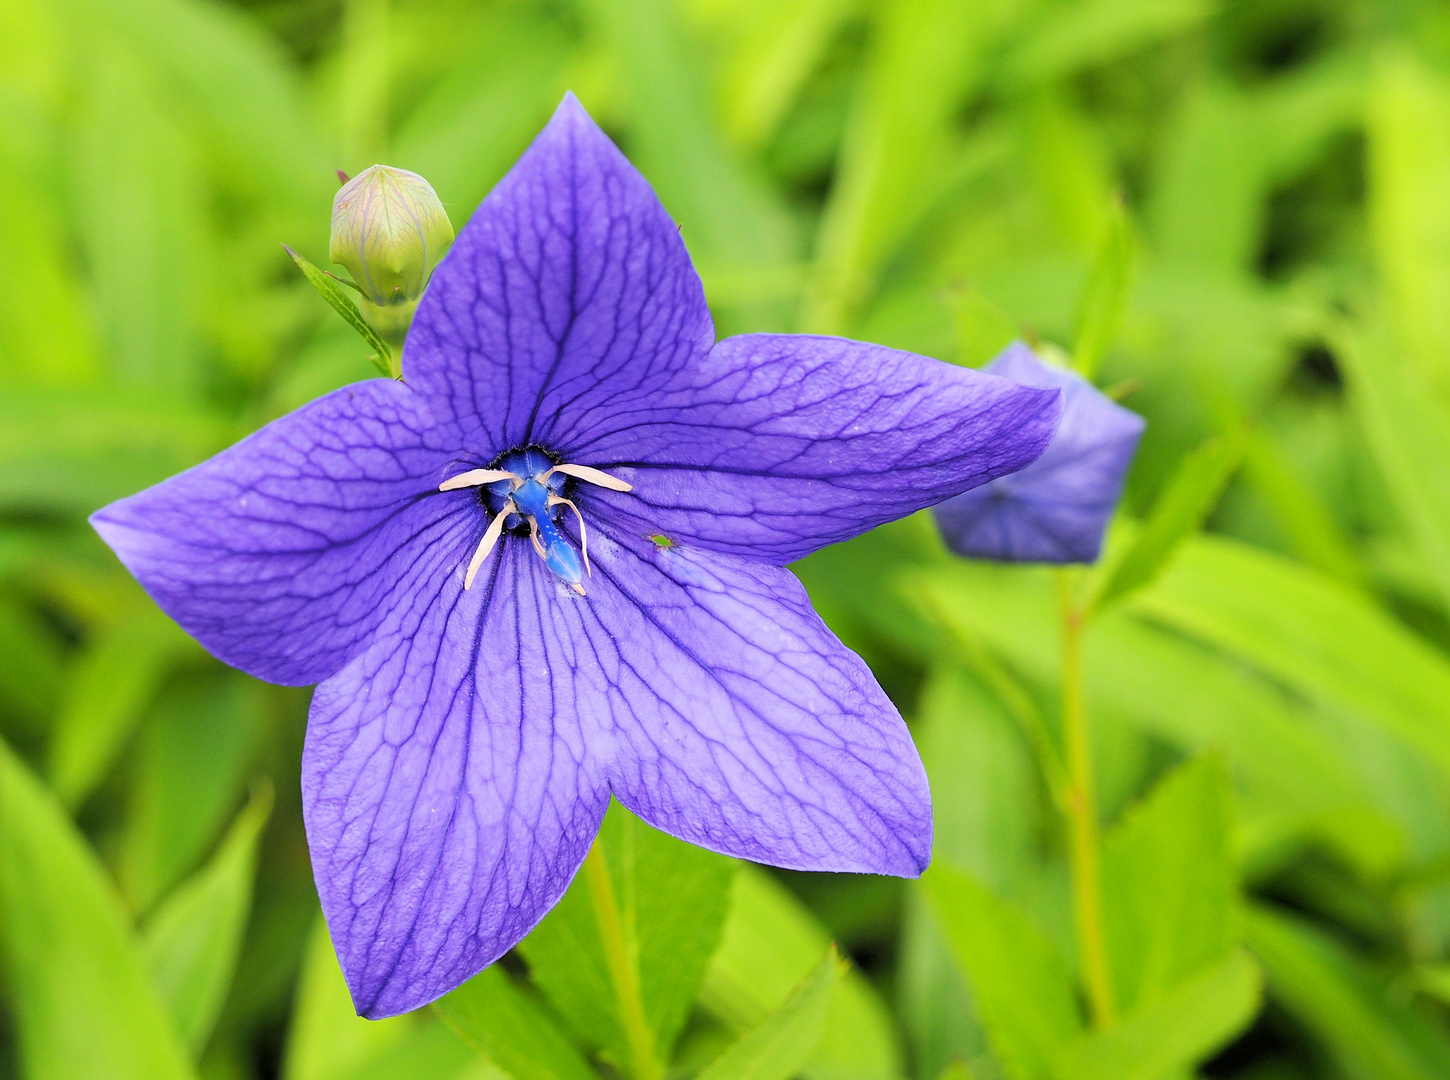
484 447 570 536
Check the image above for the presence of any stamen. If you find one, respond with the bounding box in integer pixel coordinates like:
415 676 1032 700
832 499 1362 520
549 494 591 576
464 500 511 590
440 468 518 492
547 463 633 492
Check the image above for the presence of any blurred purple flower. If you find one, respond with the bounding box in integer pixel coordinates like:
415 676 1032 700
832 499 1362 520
933 343 1144 564
90 96 1061 1018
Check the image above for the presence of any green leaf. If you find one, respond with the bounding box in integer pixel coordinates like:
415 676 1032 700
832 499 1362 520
434 965 598 1080
700 865 905 1080
1247 904 1450 1080
1093 429 1245 612
696 948 842 1080
71 41 207 390
996 0 1212 90
334 1022 497 1080
922 862 1083 1080
917 665 1041 891
803 0 1024 331
1071 194 1136 379
142 783 272 1054
710 0 862 151
1145 82 1263 275
120 673 264 911
393 14 570 216
903 562 1398 877
1019 90 1117 257
905 669 1041 1078
949 285 1020 369
0 118 100 388
587 0 797 332
48 601 195 807
1411 964 1450 1009
0 737 196 1080
519 802 734 1076
1134 534 1450 782
0 595 64 734
0 386 231 513
1367 48 1450 383
1240 428 1366 589
284 245 394 378
1053 950 1261 1080
58 0 333 218
283 916 417 1080
898 890 989 1080
1337 325 1450 614
1101 756 1235 1012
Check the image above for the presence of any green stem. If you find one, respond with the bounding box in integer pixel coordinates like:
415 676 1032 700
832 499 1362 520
1057 569 1117 1029
582 837 662 1080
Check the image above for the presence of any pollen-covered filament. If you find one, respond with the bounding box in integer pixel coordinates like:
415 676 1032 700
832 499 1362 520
439 451 632 593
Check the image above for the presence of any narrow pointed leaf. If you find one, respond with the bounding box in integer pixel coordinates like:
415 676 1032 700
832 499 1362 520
696 948 842 1080
0 738 195 1080
1248 905 1450 1080
1101 756 1235 1012
121 674 264 911
49 601 195 807
1337 326 1450 614
1072 196 1136 379
701 866 904 1080
434 966 597 1080
1094 429 1245 612
1134 534 1450 780
283 917 417 1080
1053 950 1261 1080
950 286 1020 369
142 784 273 1054
922 863 1083 1080
518 802 735 1074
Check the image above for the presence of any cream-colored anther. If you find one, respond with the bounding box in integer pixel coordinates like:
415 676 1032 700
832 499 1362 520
439 468 518 492
463 501 511 589
547 463 633 492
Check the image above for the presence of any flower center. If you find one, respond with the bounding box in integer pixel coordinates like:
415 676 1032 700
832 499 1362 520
438 449 632 594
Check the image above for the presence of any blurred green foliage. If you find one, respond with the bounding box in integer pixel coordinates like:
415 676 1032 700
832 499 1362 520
3 0 1450 1078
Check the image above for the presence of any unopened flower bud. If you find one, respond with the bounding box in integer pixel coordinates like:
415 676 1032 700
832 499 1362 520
330 165 454 345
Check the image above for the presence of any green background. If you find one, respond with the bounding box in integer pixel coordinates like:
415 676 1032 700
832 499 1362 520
4 0 1450 1078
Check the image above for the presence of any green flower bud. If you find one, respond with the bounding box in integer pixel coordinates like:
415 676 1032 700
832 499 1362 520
329 165 454 346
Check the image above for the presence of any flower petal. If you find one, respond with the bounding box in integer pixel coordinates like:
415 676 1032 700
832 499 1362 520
933 343 1145 563
565 333 1062 564
583 525 932 876
303 541 611 1019
405 92 714 455
90 380 465 686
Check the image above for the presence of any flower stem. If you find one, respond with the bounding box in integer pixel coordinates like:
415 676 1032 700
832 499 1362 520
582 836 662 1080
1057 569 1117 1030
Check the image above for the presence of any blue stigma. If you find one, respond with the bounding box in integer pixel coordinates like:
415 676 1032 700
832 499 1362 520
486 448 585 589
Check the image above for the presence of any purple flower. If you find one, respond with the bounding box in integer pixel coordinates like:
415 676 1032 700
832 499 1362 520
90 96 1060 1018
933 343 1144 564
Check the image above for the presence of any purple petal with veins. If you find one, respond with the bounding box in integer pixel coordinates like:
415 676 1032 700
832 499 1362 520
933 343 1145 564
91 94 1061 1017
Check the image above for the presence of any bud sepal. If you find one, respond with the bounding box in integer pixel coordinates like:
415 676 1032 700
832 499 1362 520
284 245 395 378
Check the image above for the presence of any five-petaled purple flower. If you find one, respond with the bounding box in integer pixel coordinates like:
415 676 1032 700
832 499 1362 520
90 96 1062 1018
933 342 1144 564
